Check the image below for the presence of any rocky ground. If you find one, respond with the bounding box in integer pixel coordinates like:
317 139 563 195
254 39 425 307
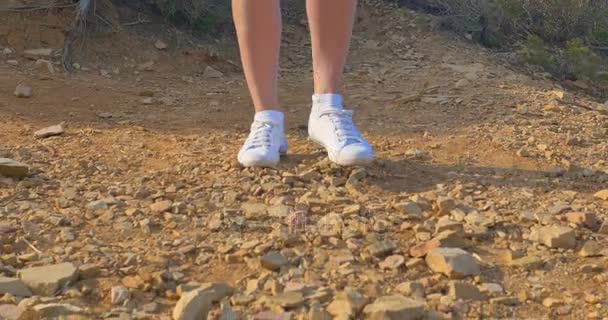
1 2 608 320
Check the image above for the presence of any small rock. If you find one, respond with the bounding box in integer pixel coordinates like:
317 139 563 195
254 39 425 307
437 196 456 214
142 302 159 313
30 303 84 319
22 48 53 59
410 230 466 258
138 60 155 71
35 59 54 73
111 285 130 305
362 295 425 319
34 124 64 138
155 39 168 50
448 281 484 300
242 202 267 218
594 189 608 201
0 277 32 296
579 241 604 257
86 200 108 210
405 148 427 159
542 297 563 308
565 212 599 230
261 251 288 271
395 281 424 298
18 262 78 296
490 296 519 306
367 240 397 257
599 222 608 235
529 225 576 249
0 304 20 320
203 66 223 78
425 248 480 279
379 255 405 270
318 213 343 237
173 283 233 320
0 158 29 178
6 60 18 66
327 288 367 319
480 283 503 295
150 200 173 212
266 291 305 308
79 264 100 279
14 83 32 98
308 304 332 320
395 201 423 217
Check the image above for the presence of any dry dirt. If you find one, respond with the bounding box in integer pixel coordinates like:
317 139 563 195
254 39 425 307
1 2 608 320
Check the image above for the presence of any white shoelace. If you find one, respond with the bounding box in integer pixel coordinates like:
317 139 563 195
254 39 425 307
319 109 363 145
244 121 274 150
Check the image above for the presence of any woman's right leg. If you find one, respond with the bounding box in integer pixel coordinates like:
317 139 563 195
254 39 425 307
232 0 281 111
233 0 287 168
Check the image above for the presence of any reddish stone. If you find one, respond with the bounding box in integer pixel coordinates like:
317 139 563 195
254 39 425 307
565 212 600 230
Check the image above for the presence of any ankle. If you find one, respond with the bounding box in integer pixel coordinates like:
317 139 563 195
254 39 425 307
312 94 343 113
254 110 284 126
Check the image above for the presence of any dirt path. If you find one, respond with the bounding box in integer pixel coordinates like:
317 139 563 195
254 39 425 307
1 4 608 320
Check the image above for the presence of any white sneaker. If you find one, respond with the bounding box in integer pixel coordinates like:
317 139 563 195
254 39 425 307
308 106 374 166
238 115 287 168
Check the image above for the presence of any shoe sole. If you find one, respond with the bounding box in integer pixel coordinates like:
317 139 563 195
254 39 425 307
238 143 288 168
308 136 373 166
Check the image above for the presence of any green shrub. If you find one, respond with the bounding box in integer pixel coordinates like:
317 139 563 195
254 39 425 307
402 0 608 86
522 35 558 72
154 0 231 33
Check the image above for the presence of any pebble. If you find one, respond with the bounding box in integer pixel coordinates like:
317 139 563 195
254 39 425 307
366 240 397 257
309 304 332 320
449 281 484 300
542 297 563 308
529 225 576 249
394 201 423 217
579 240 604 257
150 200 173 212
34 124 65 138
0 158 29 178
565 212 599 230
0 304 19 320
363 295 426 319
203 66 224 78
379 255 405 270
155 39 168 50
172 283 233 320
395 281 424 298
594 189 608 201
23 48 53 59
79 264 101 279
327 288 367 319
261 251 288 271
30 303 85 319
266 291 305 308
0 277 32 296
425 248 480 279
111 285 130 305
318 213 343 237
18 262 78 296
14 83 32 98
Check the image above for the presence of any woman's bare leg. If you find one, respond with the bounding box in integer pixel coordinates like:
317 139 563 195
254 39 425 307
307 0 357 94
306 0 374 166
232 0 281 111
233 0 287 168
